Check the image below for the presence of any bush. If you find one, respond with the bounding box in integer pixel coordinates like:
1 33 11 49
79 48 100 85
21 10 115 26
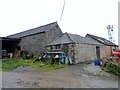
0 60 2 71
101 60 120 76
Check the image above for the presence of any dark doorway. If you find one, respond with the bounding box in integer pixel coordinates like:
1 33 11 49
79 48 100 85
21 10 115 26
16 46 21 50
96 46 100 59
2 37 20 53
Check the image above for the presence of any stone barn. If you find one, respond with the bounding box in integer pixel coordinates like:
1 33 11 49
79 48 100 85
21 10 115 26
86 34 119 58
47 33 102 64
6 22 62 57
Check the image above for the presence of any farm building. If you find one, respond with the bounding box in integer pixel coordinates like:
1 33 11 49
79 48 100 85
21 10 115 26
0 37 20 58
1 22 118 62
2 22 62 58
47 32 103 64
86 34 119 57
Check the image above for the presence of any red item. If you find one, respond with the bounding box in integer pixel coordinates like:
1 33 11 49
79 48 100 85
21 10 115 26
112 51 120 56
114 60 118 62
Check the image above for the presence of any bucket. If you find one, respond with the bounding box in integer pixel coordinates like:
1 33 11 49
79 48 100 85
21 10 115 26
94 60 101 66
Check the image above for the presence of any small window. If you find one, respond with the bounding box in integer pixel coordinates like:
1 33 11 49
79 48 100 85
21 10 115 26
71 44 74 47
55 44 61 49
50 46 53 49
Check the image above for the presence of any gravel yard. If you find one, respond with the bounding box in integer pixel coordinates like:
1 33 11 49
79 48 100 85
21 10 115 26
2 62 118 88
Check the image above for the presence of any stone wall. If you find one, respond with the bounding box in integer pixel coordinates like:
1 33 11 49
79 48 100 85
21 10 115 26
19 32 46 55
46 24 62 44
47 43 75 63
74 43 97 63
47 42 116 64
67 44 75 61
100 46 107 58
47 43 108 64
47 44 70 53
47 43 74 53
19 24 62 56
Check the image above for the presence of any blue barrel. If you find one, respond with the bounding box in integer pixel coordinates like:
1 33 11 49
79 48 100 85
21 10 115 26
94 60 101 66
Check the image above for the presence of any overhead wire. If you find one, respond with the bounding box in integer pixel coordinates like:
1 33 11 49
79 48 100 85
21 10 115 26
58 0 66 23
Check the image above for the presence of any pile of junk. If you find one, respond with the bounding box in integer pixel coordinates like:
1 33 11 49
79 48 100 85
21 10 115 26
35 51 74 65
93 50 120 67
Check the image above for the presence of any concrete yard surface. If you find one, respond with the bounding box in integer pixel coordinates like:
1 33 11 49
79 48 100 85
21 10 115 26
2 63 118 88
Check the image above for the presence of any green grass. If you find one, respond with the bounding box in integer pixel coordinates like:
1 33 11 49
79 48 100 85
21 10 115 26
95 73 103 76
1 58 68 72
0 60 2 71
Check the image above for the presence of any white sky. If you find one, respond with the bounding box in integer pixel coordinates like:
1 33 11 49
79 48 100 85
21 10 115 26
0 0 119 44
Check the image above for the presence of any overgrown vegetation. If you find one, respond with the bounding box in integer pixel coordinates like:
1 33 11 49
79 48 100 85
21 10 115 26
1 58 68 72
115 50 120 52
101 59 120 76
0 60 2 71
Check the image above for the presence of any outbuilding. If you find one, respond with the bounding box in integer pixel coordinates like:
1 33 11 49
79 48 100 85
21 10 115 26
5 22 62 58
86 34 119 57
47 33 102 64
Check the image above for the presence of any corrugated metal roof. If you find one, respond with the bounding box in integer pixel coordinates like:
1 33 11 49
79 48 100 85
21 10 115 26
48 33 102 45
7 22 58 38
86 34 118 46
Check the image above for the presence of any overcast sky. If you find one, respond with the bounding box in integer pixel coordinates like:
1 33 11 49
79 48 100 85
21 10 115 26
0 0 119 44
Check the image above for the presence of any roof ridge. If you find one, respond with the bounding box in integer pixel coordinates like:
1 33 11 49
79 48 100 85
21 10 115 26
7 22 57 38
65 33 74 43
87 34 105 39
86 33 118 46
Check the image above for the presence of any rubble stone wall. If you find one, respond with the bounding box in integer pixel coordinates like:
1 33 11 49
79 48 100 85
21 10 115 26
74 43 97 63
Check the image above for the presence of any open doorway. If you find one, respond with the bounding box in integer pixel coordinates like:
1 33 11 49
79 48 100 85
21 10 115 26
96 46 100 59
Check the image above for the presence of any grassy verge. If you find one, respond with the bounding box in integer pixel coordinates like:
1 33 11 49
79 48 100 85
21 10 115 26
101 60 120 76
1 58 68 72
0 60 2 71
